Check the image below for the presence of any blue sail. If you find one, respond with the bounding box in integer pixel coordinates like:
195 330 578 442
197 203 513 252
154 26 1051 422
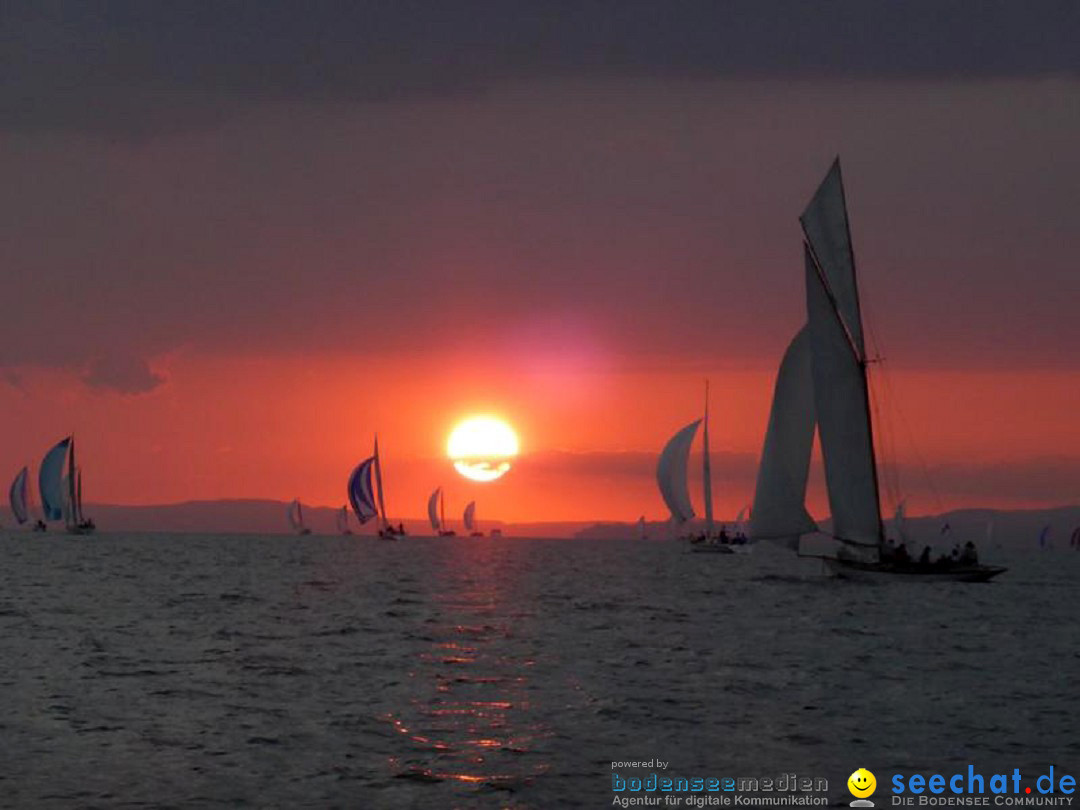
348 457 378 525
39 437 70 522
9 466 29 524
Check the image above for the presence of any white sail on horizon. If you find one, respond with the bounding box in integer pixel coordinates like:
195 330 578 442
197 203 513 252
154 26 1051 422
427 487 442 532
336 505 350 534
9 466 29 525
463 501 476 532
287 499 306 533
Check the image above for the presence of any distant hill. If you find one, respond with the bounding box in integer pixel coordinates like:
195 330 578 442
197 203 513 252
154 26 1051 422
1 500 1076 544
0 499 582 538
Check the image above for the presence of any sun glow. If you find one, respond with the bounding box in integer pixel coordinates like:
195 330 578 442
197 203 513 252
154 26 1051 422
447 416 519 482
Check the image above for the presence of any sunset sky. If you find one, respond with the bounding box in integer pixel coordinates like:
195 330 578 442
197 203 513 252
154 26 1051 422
2 2 1078 523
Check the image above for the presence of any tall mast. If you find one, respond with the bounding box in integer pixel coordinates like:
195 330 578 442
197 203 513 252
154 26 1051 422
373 434 388 529
702 379 714 536
836 163 885 547
67 434 78 527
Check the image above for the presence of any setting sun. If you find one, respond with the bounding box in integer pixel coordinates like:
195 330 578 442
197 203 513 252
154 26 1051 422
447 416 519 483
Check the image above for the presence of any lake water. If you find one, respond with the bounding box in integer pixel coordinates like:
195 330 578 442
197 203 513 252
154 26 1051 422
1 533 1076 808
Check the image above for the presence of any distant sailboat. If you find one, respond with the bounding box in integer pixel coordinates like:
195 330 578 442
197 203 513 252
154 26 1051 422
1038 524 1051 550
287 499 312 536
428 487 456 536
751 159 1004 581
1071 526 1079 549
9 467 29 527
347 435 404 539
657 381 748 554
39 436 95 535
463 501 483 537
656 418 701 531
637 515 647 540
656 382 713 535
336 505 352 535
893 500 909 544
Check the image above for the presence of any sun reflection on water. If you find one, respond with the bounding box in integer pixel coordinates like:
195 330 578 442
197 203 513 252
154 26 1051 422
383 546 550 797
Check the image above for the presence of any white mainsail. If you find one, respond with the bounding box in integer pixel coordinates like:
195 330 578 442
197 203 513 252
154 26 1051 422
427 487 442 532
9 466 29 524
804 243 882 548
800 158 866 358
656 419 701 525
750 326 817 545
463 501 476 532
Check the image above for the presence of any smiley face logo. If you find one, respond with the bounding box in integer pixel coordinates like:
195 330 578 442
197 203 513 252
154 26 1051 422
847 768 876 798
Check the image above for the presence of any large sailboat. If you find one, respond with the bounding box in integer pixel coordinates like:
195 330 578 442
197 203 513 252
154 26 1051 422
463 501 483 537
347 435 404 539
751 159 1004 582
38 436 95 535
287 499 312 535
427 487 456 536
656 382 749 553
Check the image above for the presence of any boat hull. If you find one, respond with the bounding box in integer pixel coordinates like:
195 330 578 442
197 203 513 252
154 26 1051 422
690 543 735 554
823 558 1007 582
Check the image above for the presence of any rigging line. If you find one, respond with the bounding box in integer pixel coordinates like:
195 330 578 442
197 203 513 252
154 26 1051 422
857 265 903 512
860 280 946 515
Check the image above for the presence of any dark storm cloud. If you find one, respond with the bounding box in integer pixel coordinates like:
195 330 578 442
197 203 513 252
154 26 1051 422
4 1 1079 135
81 354 166 394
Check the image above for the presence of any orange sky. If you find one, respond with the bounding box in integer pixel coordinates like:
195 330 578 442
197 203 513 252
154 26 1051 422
3 70 1080 523
2 349 1076 523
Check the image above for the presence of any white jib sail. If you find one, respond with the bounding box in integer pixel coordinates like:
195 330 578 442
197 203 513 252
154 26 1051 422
656 419 701 524
463 501 476 531
750 325 818 545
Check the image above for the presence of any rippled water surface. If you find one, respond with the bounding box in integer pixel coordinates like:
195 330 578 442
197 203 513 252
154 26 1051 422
1 534 1076 808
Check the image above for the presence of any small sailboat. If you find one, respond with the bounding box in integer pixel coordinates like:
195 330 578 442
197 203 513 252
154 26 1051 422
336 505 352 535
287 498 312 535
38 436 95 535
8 466 44 530
657 381 749 554
1038 524 1051 550
428 487 456 536
463 501 483 537
1071 525 1080 549
347 435 404 539
751 159 1004 582
637 515 647 540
